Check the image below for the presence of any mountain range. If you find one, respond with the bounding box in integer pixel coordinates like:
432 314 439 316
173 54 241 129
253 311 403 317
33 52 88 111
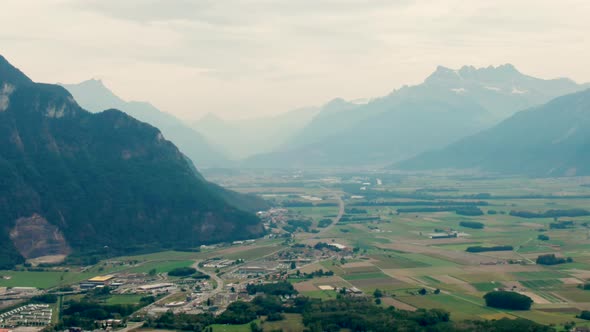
193 107 320 159
61 80 229 167
243 64 590 168
394 89 590 176
0 55 265 268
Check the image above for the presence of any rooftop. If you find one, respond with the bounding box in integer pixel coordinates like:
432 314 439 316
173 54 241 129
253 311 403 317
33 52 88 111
88 275 115 282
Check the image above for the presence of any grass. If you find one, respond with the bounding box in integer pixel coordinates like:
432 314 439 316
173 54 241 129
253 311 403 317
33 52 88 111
512 271 569 280
419 276 442 285
210 323 258 332
208 315 305 332
472 282 500 292
369 254 429 269
396 294 496 320
0 270 94 289
300 290 339 300
261 313 305 332
117 250 205 262
223 245 282 260
342 272 390 281
556 289 590 302
126 260 194 274
520 279 563 290
342 265 381 274
105 294 145 305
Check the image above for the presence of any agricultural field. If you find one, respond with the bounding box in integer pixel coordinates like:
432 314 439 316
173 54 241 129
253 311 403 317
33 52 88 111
4 170 590 328
219 171 590 327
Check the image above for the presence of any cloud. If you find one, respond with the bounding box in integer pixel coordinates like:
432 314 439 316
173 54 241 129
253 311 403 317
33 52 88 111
0 0 589 119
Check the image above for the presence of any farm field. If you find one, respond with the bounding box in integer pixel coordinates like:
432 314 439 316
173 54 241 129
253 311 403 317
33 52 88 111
218 171 590 328
5 170 590 329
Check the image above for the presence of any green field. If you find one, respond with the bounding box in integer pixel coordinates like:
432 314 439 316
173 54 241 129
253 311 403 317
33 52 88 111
0 270 94 289
126 260 195 274
370 254 429 269
342 272 390 281
105 294 145 305
6 172 590 329
300 290 339 299
223 245 282 260
210 323 257 332
512 271 569 280
521 279 563 290
261 313 305 332
472 282 500 292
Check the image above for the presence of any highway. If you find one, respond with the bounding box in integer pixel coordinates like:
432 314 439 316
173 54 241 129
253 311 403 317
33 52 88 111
317 194 345 236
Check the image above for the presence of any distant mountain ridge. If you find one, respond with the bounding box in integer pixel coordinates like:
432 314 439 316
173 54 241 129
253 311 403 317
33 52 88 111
61 79 230 167
244 64 590 168
193 106 320 159
0 55 265 268
394 89 590 176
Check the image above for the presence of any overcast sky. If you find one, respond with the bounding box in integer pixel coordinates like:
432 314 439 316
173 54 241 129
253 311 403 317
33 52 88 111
1 0 589 120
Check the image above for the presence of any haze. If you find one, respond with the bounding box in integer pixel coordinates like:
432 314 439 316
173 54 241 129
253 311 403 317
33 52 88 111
1 0 590 120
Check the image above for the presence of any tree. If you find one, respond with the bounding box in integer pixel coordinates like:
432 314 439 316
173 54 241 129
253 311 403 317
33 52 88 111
578 310 590 320
250 322 262 332
168 267 197 277
375 298 382 305
483 291 532 310
290 261 296 269
373 289 383 298
434 289 441 295
536 254 569 265
563 321 576 331
418 288 427 296
148 268 157 276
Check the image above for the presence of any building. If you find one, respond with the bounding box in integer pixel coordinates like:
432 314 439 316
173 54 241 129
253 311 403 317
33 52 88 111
87 275 115 286
349 287 363 295
138 283 175 292
237 266 276 275
428 232 457 239
328 243 347 250
0 304 52 327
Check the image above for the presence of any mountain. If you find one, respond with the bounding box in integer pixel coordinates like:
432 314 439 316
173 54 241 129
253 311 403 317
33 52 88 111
193 106 320 159
278 98 364 150
61 79 229 167
0 55 264 268
395 89 590 176
244 65 590 168
394 90 590 176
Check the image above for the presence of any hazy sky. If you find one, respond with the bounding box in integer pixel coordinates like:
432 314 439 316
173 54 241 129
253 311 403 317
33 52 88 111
1 0 589 120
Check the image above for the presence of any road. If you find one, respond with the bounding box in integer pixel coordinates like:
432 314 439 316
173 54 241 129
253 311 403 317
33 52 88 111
115 321 144 332
193 260 225 297
317 194 345 236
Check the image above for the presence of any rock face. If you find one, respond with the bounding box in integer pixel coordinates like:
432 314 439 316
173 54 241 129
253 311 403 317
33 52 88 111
0 54 265 268
9 214 71 259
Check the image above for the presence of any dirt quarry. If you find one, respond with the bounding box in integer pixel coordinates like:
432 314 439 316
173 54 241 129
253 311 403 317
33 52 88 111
9 214 70 259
